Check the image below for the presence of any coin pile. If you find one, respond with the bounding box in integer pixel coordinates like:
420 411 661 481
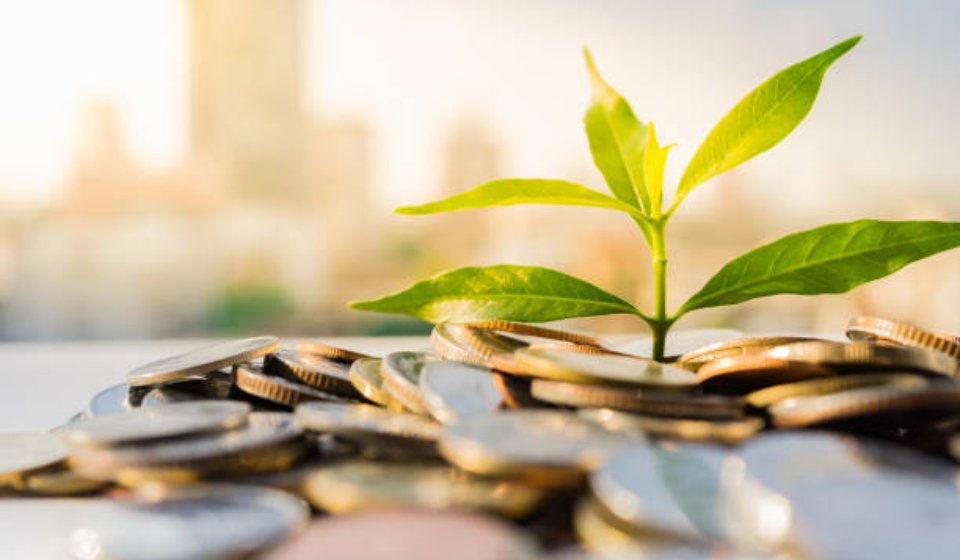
5 316 960 558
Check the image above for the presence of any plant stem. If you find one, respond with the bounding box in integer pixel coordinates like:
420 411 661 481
649 219 670 361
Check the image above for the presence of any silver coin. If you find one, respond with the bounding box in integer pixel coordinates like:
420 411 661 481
140 371 235 408
68 483 308 560
439 410 631 473
295 402 440 444
0 433 70 487
61 401 251 448
609 329 745 361
735 431 960 560
419 361 502 424
85 383 135 417
591 442 790 552
381 351 431 414
70 412 301 477
127 336 279 387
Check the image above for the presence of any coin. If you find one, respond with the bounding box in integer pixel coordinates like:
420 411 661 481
847 316 960 359
348 357 408 410
736 431 960 560
467 320 602 347
70 412 305 485
127 336 279 387
530 379 745 419
380 351 431 414
769 381 960 429
438 410 631 484
61 401 251 448
69 483 309 560
18 467 108 496
579 408 763 445
678 336 823 371
491 372 542 409
262 509 539 560
235 363 348 408
513 347 699 388
85 383 137 417
431 323 527 370
141 374 234 407
608 329 745 361
571 497 646 550
696 355 834 395
296 341 371 363
591 443 790 551
302 461 543 517
745 372 929 409
766 340 958 377
419 361 503 424
295 401 441 450
0 433 70 488
264 348 361 398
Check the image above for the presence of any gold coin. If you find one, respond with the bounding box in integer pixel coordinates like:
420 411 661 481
438 410 630 485
745 372 928 409
380 351 431 414
236 364 348 408
60 401 251 448
18 467 108 496
296 341 371 363
491 372 542 409
127 336 279 387
513 347 699 389
302 461 543 518
0 433 70 489
847 316 960 359
69 412 305 485
466 320 601 347
769 381 960 429
767 341 958 377
348 357 408 411
579 408 763 445
431 323 527 372
573 497 644 549
530 379 745 419
697 355 834 395
264 349 361 399
678 336 823 371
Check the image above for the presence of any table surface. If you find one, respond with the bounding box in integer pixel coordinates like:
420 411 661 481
0 337 426 559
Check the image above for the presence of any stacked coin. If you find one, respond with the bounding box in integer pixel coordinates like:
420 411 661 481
6 318 960 558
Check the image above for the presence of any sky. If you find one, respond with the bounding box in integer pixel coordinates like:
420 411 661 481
0 0 958 216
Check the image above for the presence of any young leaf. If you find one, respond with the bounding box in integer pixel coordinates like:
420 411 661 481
642 123 673 216
582 48 650 213
671 35 861 213
350 265 640 323
396 178 647 221
679 220 960 314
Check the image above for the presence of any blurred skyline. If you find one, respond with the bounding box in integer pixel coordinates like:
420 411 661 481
0 1 958 340
0 1 958 214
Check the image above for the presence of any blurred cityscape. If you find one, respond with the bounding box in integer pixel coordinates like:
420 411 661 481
0 0 958 340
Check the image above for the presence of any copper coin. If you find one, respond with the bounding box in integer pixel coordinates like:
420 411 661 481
265 348 361 398
296 341 371 363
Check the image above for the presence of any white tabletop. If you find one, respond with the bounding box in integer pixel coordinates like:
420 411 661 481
0 337 426 559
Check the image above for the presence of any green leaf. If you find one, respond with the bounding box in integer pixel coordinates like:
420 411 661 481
679 220 960 314
350 265 640 323
671 35 861 212
642 123 673 216
396 178 646 221
582 47 650 213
